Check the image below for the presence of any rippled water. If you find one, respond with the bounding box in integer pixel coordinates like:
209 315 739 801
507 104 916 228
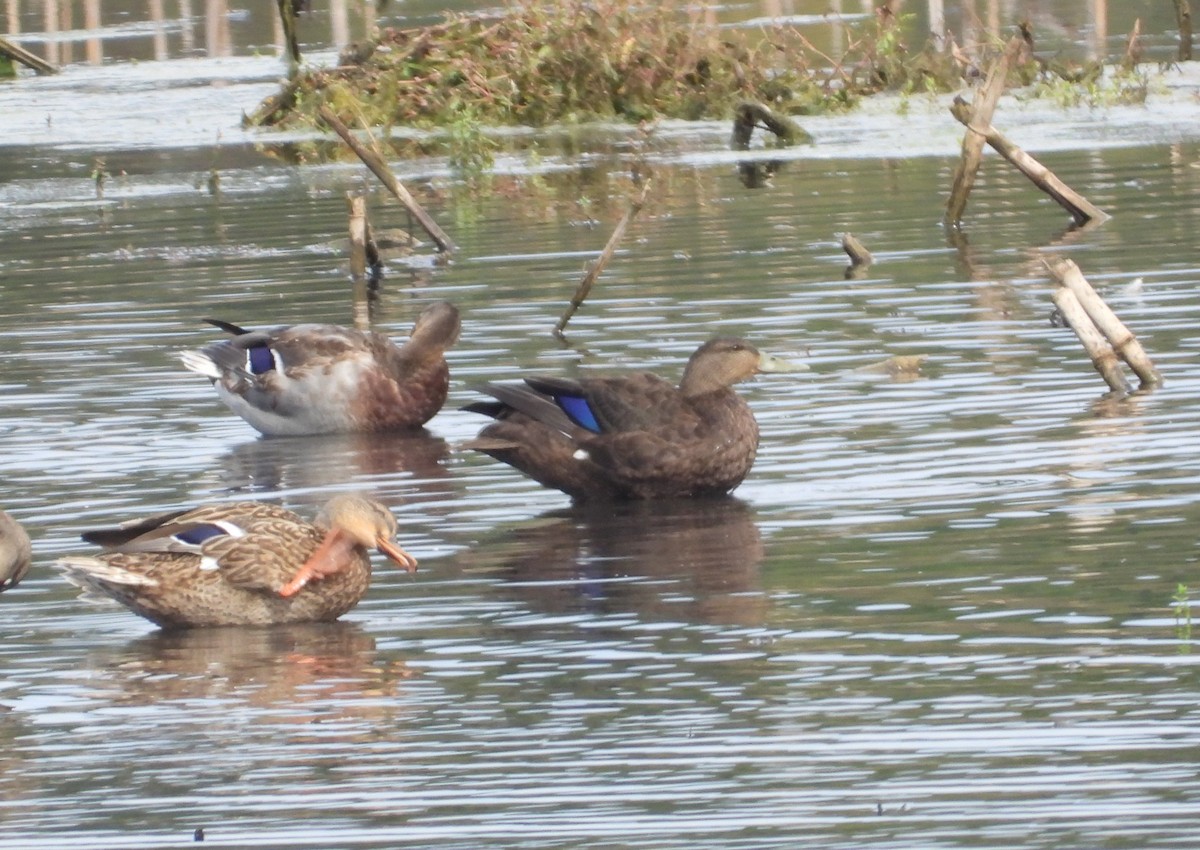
4 16 1200 850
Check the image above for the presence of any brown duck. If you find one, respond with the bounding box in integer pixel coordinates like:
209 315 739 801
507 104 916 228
56 495 416 629
463 338 787 501
0 509 32 592
180 301 461 436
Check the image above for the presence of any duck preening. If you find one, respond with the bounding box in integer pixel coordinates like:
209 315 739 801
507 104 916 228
463 338 790 501
56 495 416 629
181 301 460 436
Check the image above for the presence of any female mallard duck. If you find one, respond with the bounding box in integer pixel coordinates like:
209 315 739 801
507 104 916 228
180 301 460 436
56 495 416 629
0 509 32 592
463 338 786 501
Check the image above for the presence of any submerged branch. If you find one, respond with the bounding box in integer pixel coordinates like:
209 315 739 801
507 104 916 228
318 105 457 254
555 180 653 339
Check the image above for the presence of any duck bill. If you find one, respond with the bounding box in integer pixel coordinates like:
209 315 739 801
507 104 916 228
756 351 808 374
377 535 418 574
280 527 355 598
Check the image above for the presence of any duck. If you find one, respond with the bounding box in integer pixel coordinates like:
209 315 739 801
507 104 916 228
56 495 417 629
0 509 32 592
462 338 787 501
180 301 461 436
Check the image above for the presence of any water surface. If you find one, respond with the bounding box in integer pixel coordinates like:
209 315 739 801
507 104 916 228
2 7 1200 849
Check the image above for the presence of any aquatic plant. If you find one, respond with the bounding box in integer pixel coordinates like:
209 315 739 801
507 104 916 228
247 1 964 136
1025 63 1156 109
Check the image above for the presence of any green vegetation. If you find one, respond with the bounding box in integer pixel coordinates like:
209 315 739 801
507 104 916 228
248 3 963 135
246 2 1168 173
1024 63 1158 109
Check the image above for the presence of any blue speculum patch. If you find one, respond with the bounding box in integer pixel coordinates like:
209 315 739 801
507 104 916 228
557 395 602 433
174 524 228 545
247 346 275 374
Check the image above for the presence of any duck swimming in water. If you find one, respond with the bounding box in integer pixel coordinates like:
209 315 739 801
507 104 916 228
463 338 787 501
57 495 416 629
181 301 460 436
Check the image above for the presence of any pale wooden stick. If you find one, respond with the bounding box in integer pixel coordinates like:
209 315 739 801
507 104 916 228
318 105 457 254
1174 0 1194 61
0 36 57 75
945 35 1024 226
1051 287 1130 394
554 180 652 338
949 98 1109 225
841 233 873 267
1047 258 1161 387
347 193 371 331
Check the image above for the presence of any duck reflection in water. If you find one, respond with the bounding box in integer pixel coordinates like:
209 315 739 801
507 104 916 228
90 622 415 720
211 431 452 508
463 498 767 627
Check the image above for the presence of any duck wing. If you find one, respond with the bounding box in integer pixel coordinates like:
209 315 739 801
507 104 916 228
78 503 313 594
525 373 703 436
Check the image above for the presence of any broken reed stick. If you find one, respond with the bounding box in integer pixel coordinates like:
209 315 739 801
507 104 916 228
275 0 301 70
1121 18 1143 69
346 193 371 331
1046 258 1160 388
1051 287 1130 394
1174 0 1193 61
945 34 1025 226
841 232 873 280
731 102 808 149
841 233 873 267
948 98 1109 226
554 180 653 338
317 105 457 254
0 36 57 75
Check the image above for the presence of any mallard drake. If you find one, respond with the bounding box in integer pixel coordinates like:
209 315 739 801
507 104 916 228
0 509 32 592
180 301 460 436
463 338 786 501
56 495 416 629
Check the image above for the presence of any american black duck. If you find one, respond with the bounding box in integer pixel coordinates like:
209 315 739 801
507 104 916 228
463 338 787 501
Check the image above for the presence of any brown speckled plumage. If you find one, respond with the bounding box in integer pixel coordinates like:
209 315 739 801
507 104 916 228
181 301 460 436
57 496 416 629
0 509 32 592
463 338 782 501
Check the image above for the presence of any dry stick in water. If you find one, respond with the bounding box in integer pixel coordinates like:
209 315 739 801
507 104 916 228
841 233 873 267
948 99 1109 226
1046 257 1161 387
841 232 873 280
945 34 1024 226
0 36 57 75
1174 0 1193 61
1051 287 1130 395
275 0 301 71
346 193 371 331
317 105 457 254
731 102 806 149
555 180 653 338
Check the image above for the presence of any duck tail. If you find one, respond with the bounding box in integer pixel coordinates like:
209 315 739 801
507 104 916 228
178 349 222 380
56 556 160 589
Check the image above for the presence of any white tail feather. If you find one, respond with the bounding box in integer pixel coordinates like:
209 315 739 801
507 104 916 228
56 556 159 588
179 350 221 380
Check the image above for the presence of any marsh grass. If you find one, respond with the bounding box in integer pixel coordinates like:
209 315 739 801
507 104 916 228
247 2 1169 176
249 2 965 135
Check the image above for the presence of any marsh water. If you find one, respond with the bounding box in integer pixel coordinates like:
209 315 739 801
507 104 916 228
3 2 1200 848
